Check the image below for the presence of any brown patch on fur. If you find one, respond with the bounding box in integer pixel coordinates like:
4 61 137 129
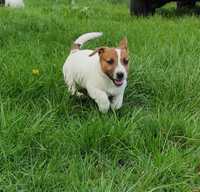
71 43 81 51
121 49 129 72
99 48 118 80
119 37 129 72
89 47 106 57
119 37 128 50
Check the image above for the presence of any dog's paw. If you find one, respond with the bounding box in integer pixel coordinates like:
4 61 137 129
110 96 123 110
76 92 84 97
111 102 122 110
98 99 110 113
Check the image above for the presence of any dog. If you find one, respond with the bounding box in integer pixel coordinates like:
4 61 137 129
63 32 129 113
0 0 24 8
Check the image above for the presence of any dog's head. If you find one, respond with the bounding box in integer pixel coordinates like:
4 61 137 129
90 37 129 87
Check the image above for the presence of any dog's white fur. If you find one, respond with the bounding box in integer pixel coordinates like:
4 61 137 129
63 32 127 113
5 0 24 7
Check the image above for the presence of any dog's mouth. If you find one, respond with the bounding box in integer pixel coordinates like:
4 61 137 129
106 74 125 87
113 79 124 87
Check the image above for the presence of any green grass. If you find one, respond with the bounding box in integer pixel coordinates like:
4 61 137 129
0 0 200 191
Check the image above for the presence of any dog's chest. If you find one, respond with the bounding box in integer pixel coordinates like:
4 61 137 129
101 81 126 97
92 75 126 96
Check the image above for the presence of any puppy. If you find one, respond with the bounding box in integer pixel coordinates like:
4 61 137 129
0 0 24 8
63 32 129 113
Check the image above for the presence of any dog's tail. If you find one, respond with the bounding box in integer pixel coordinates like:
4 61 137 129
71 32 103 52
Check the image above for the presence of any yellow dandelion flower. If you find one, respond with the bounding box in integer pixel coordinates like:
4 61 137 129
32 69 40 76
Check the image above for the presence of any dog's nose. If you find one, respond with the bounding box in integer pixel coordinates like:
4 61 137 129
116 72 124 80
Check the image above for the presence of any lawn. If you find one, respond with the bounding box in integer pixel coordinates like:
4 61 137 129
0 0 200 191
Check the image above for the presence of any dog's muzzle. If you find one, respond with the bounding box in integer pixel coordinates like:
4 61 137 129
113 72 125 87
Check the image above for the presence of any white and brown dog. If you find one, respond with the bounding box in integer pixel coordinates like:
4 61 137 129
63 32 129 113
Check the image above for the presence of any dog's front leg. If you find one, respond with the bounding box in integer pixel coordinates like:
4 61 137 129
87 85 110 113
111 93 124 110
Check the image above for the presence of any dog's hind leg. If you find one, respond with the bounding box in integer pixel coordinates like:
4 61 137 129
68 84 84 97
68 82 76 96
68 82 84 97
64 75 84 97
64 74 76 96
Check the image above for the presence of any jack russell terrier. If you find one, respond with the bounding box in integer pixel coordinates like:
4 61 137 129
63 32 129 113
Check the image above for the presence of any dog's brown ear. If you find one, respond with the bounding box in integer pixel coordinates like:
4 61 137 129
119 37 128 50
89 47 105 57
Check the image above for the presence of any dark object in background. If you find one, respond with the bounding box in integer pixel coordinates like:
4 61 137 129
0 0 5 6
177 0 196 9
130 0 198 16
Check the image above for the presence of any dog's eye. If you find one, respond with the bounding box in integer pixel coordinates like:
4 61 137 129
123 58 129 65
107 59 114 65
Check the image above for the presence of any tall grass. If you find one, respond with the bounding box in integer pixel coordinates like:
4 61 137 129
0 0 200 191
